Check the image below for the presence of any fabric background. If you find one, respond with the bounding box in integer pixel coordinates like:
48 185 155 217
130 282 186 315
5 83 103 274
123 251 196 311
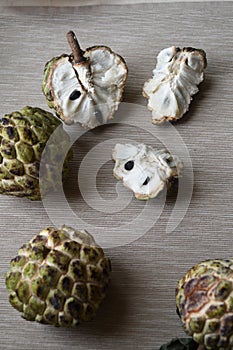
0 2 233 349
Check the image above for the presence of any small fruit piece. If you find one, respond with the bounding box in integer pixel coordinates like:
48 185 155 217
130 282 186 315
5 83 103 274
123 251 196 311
176 259 233 349
42 31 128 129
143 46 207 124
5 226 111 326
112 143 183 200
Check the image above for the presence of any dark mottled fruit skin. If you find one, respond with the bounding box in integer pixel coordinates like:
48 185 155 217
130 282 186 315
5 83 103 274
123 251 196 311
176 259 233 350
5 226 111 327
159 338 199 350
0 106 72 200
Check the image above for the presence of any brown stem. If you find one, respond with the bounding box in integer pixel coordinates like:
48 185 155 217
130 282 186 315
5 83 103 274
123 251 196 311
197 346 206 350
66 31 86 64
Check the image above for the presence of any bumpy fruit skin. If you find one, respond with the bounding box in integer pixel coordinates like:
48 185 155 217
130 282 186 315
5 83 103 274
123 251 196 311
176 259 233 350
42 56 64 112
5 226 111 327
0 106 71 200
159 338 199 350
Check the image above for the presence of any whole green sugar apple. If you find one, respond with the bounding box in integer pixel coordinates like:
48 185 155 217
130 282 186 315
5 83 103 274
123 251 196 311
176 259 233 350
5 225 111 326
0 106 71 200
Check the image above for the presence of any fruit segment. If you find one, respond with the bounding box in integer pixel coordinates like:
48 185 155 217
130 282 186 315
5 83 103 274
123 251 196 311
143 46 207 124
42 31 128 129
112 143 183 200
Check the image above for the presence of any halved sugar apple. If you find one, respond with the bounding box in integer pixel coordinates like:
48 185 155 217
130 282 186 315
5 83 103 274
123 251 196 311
112 143 183 200
0 106 71 200
5 225 111 326
176 259 233 349
42 31 128 129
143 46 207 124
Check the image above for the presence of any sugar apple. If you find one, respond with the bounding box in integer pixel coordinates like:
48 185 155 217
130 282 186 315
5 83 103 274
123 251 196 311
42 30 128 129
159 338 199 350
0 106 71 200
143 46 207 124
176 259 233 349
5 225 111 326
112 143 183 200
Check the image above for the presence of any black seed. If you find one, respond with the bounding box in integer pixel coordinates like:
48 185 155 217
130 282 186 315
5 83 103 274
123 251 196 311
1 118 10 125
69 90 81 100
142 176 150 186
124 161 134 171
6 126 15 139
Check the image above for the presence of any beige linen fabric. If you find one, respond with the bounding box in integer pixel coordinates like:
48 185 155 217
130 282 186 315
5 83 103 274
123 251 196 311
0 2 233 350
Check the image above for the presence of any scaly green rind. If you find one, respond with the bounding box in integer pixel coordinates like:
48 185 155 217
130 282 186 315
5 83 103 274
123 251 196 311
5 226 111 327
0 106 72 200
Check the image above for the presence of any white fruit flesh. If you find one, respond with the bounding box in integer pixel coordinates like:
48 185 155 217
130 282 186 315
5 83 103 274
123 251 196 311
112 143 183 200
50 47 127 129
143 46 206 123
